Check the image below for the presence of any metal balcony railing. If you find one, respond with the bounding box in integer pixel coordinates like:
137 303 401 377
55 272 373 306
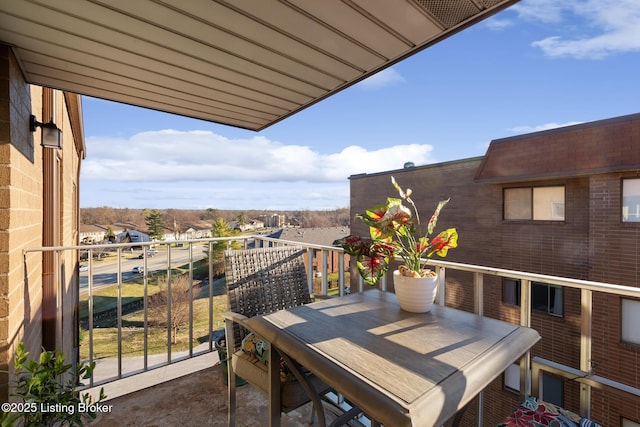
422 258 640 421
24 235 346 388
24 236 640 424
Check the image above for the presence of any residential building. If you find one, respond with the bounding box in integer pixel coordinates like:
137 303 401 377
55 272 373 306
0 46 85 401
116 229 151 245
233 219 265 232
271 227 350 278
79 224 107 244
261 214 286 228
180 222 213 239
348 112 640 425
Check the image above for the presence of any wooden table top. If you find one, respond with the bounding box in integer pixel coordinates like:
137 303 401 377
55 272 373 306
246 289 540 427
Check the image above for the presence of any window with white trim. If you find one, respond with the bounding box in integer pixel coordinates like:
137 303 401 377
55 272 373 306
622 178 640 222
621 298 640 345
504 186 565 221
623 418 640 427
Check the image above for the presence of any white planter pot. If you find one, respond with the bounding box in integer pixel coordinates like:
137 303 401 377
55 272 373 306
392 270 438 313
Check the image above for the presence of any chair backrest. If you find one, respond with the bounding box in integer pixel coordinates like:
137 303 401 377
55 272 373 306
224 246 312 348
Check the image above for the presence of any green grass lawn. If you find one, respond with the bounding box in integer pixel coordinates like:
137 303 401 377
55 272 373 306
80 283 229 360
79 259 211 319
79 283 155 320
79 263 348 360
79 256 228 360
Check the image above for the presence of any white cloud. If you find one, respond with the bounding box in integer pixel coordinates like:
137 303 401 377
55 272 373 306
485 18 514 31
514 0 640 59
511 0 567 24
83 130 433 183
509 121 584 133
357 68 405 89
81 130 435 209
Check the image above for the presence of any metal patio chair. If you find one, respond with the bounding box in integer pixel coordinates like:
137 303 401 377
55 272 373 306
222 245 345 426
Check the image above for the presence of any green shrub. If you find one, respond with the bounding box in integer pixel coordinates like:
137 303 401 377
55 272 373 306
1 343 106 426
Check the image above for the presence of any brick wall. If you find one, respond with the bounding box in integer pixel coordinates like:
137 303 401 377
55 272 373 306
0 45 44 402
350 114 640 425
589 173 640 425
476 113 640 182
0 44 83 401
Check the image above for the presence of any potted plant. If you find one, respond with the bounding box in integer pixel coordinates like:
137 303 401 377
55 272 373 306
334 176 458 312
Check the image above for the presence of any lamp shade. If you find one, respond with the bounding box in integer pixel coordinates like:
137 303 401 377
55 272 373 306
41 125 62 149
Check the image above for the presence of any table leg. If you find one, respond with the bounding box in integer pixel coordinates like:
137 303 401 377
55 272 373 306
268 345 282 426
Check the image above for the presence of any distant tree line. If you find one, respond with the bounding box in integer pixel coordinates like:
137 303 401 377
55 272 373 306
80 207 351 229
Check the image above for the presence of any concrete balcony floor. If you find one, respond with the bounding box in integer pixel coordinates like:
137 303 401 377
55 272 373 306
88 353 318 427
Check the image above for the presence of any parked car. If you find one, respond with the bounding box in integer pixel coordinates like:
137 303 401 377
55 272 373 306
132 266 144 274
79 265 89 272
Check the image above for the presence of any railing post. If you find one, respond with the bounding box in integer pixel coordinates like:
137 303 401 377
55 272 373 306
437 266 446 306
117 249 123 378
531 360 541 398
338 253 345 296
88 253 94 386
143 248 149 371
580 288 593 419
322 250 328 295
519 279 532 402
474 272 484 316
208 241 214 351
307 249 314 294
474 272 484 427
167 247 172 363
188 243 194 357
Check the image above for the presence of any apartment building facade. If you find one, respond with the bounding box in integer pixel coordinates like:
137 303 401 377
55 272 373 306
0 45 85 401
273 227 350 283
349 113 640 426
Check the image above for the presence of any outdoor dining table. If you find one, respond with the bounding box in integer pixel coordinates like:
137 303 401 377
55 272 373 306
245 288 540 427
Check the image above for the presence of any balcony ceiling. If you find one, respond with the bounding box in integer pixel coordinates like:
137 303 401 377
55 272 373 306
1 0 518 131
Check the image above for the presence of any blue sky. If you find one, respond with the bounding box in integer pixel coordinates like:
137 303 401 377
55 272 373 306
81 0 640 211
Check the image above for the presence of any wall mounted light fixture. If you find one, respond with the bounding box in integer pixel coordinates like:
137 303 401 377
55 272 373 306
30 115 62 149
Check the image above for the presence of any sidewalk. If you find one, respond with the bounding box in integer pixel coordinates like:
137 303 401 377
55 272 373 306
86 342 218 402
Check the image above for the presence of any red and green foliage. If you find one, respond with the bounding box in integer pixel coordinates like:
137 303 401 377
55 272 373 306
335 177 458 285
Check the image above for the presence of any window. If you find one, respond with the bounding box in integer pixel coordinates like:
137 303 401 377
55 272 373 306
623 419 640 427
504 186 565 221
503 278 520 306
621 299 640 345
540 372 563 406
504 188 531 220
504 363 521 392
502 279 563 316
532 283 563 316
507 364 564 405
622 178 640 222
